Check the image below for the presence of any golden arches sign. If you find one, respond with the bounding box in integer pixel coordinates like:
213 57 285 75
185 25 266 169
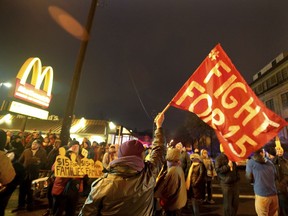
14 58 53 108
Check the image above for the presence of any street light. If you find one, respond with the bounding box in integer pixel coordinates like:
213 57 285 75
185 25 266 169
0 82 12 88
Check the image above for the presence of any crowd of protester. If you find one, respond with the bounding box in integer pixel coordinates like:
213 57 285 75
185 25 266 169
0 120 287 216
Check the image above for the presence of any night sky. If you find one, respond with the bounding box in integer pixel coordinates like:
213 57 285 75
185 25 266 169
1 0 288 134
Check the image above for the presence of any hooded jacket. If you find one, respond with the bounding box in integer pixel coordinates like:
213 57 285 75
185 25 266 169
246 152 277 197
79 128 166 216
154 162 187 211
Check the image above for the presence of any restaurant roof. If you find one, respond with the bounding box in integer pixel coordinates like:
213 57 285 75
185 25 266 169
0 115 107 135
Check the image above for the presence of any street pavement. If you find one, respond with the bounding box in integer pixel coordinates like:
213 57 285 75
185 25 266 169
5 168 257 216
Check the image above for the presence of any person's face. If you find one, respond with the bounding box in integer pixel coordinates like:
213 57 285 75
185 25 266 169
49 136 55 144
54 140 61 149
44 137 49 143
176 143 182 150
265 151 273 159
260 149 265 158
71 144 79 154
202 150 208 158
83 142 89 149
31 141 39 150
33 132 39 138
109 147 116 153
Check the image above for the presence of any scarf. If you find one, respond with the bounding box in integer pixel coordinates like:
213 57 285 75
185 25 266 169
109 155 145 172
185 162 199 190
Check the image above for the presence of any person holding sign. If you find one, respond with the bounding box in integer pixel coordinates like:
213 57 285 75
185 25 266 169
52 149 83 216
79 113 166 216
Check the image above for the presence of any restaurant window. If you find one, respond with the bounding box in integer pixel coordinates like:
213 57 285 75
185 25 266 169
281 92 288 108
265 99 275 111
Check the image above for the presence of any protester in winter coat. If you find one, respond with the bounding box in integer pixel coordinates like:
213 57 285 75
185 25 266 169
246 148 278 216
82 140 95 160
52 149 83 216
0 129 16 216
265 145 288 216
10 135 24 161
175 142 191 177
273 146 288 216
12 139 47 212
154 148 187 216
102 144 118 170
186 153 206 216
200 149 216 204
215 144 240 216
42 139 62 216
79 113 166 216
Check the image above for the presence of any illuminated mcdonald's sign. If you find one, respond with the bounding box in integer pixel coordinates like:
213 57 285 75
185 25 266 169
14 57 53 108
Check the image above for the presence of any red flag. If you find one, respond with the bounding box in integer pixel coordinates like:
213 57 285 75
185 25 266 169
170 44 288 161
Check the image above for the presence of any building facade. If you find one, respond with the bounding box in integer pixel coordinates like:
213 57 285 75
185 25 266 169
250 52 288 138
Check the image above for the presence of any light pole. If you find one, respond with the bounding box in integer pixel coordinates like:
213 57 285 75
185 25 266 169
60 0 98 145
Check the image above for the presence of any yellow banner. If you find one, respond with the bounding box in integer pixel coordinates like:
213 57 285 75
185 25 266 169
54 147 103 178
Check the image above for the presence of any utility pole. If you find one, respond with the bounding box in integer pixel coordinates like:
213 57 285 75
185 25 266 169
60 0 98 145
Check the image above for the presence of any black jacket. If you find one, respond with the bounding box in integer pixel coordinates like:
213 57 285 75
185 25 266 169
215 153 239 185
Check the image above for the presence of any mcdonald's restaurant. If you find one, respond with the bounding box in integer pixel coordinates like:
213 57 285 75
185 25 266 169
0 57 142 145
0 114 136 145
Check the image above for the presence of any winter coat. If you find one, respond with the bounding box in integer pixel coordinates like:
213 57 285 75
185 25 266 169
154 164 187 211
46 147 59 170
272 156 288 194
102 152 117 169
215 153 239 185
79 128 166 216
186 161 206 199
246 153 277 197
0 151 16 185
179 151 191 177
52 177 83 196
18 147 47 180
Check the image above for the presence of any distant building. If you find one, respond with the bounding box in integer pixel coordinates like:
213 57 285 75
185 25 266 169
250 52 288 138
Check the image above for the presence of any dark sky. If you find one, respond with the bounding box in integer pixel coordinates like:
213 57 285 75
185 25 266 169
1 0 288 134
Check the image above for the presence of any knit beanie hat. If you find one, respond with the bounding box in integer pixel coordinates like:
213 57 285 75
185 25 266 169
118 140 145 158
0 129 7 150
166 148 181 162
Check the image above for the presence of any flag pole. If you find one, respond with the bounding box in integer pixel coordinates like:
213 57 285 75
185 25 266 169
161 103 171 114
